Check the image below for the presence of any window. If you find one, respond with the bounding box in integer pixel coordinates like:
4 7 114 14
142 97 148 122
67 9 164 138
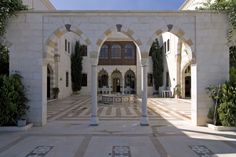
148 73 153 87
98 74 108 88
124 44 135 59
111 44 121 59
100 44 109 59
65 39 67 52
166 72 169 87
68 42 70 53
82 73 87 86
163 42 166 53
66 72 69 87
167 39 170 52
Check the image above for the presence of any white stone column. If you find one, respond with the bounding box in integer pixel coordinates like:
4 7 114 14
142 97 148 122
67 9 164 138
122 76 125 94
90 64 99 126
140 59 149 126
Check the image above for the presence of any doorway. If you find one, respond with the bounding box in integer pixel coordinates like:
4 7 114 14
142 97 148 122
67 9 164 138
113 78 121 93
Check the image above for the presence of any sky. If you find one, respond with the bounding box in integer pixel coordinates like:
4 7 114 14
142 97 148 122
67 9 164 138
50 0 186 10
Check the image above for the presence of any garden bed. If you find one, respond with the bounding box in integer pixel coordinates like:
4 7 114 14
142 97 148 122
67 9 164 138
207 123 236 131
0 123 33 132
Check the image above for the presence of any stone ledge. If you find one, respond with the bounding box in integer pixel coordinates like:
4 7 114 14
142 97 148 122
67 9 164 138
207 124 236 131
0 123 33 132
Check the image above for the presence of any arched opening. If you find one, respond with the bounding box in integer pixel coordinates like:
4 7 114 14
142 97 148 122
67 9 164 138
124 70 136 94
111 70 122 93
98 69 109 94
97 28 141 96
47 65 53 100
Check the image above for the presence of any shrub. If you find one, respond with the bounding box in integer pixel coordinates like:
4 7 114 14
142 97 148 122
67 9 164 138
0 74 29 126
218 102 236 127
207 81 236 127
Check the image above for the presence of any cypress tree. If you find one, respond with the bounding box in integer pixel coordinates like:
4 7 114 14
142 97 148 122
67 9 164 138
150 39 163 93
71 41 83 92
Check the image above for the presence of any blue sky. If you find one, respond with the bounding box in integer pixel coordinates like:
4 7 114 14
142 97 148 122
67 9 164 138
50 0 186 10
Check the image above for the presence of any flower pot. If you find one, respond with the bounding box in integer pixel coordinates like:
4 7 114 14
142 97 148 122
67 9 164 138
17 119 26 127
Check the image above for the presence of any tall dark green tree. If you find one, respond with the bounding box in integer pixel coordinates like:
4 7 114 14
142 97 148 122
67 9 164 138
71 41 84 92
150 39 163 92
0 44 9 75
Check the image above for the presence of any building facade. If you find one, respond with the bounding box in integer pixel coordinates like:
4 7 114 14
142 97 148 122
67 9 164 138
5 0 229 127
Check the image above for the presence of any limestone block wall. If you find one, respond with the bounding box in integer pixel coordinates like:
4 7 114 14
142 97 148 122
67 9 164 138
192 13 229 125
7 13 46 126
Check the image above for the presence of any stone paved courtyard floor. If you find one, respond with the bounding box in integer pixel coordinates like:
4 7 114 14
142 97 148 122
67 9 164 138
0 95 236 157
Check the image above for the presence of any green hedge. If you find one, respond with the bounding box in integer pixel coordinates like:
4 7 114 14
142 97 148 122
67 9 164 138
207 81 236 127
0 74 29 126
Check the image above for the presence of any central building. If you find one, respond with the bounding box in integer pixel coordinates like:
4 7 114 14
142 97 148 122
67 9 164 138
97 32 141 96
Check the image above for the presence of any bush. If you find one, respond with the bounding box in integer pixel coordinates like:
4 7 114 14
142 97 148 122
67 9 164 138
218 102 236 127
0 74 29 126
207 81 236 127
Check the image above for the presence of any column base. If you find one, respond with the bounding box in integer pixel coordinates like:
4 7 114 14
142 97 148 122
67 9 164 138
90 115 99 126
140 115 149 126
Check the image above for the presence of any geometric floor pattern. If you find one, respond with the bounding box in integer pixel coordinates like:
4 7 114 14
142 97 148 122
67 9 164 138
1 95 236 157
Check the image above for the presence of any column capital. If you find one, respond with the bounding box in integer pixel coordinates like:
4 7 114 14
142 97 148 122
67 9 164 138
141 58 149 66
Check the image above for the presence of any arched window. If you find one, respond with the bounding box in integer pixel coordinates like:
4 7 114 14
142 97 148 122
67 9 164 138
124 44 135 59
100 44 109 59
111 44 121 59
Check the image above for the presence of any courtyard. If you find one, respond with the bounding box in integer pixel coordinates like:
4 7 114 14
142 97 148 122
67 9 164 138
0 96 235 157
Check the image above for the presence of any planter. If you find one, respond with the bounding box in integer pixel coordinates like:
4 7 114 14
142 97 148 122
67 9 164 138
207 123 236 131
0 123 33 132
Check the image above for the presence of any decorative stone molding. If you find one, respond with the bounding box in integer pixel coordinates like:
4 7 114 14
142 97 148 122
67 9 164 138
96 39 103 46
135 39 142 46
167 24 173 32
54 29 62 38
126 28 134 36
186 39 193 46
104 29 112 36
155 29 163 36
176 29 185 37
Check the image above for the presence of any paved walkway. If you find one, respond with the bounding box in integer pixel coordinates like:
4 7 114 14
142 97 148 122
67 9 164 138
0 95 235 157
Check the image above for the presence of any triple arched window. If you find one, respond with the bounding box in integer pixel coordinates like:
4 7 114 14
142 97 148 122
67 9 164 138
100 44 109 59
111 44 122 59
124 44 135 59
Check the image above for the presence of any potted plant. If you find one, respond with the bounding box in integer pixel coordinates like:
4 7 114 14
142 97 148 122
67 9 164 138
53 87 60 99
174 84 181 98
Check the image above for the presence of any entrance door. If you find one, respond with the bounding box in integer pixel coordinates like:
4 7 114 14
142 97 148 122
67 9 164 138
47 76 50 99
113 78 120 93
185 76 191 98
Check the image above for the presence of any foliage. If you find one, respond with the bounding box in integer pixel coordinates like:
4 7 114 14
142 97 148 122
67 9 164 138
200 0 236 44
218 102 236 126
0 74 29 126
0 44 9 75
206 85 222 125
150 39 163 92
0 0 27 36
71 41 85 92
207 81 236 126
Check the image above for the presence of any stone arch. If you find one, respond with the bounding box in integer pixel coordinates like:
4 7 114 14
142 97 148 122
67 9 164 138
146 25 195 63
44 25 91 64
94 25 143 62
